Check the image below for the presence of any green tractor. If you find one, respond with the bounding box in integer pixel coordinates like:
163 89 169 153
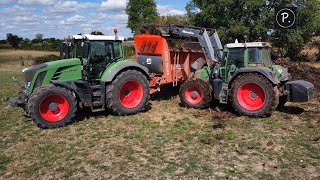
8 32 150 128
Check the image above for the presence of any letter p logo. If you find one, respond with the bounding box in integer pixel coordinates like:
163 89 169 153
275 7 297 29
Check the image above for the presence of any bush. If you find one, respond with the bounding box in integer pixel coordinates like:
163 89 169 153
33 55 61 65
21 41 61 52
123 45 136 59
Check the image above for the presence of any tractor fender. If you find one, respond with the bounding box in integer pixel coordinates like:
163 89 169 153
100 60 150 82
229 68 280 87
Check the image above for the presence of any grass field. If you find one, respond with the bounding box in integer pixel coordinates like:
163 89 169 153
0 51 319 179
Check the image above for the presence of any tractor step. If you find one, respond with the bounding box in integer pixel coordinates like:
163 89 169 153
93 91 102 97
90 83 105 112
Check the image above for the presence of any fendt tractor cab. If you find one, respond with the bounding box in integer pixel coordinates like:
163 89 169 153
8 30 150 128
135 24 315 117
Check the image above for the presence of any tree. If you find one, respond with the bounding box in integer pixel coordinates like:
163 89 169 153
35 33 43 43
157 15 191 26
6 33 21 49
126 0 158 34
186 0 320 59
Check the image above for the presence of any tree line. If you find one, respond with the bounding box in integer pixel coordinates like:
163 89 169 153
2 33 62 51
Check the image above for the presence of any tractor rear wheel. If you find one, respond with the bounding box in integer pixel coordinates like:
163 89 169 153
106 70 149 115
27 84 77 128
179 79 212 109
229 74 278 117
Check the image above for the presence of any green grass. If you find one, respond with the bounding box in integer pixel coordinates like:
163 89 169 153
0 67 319 179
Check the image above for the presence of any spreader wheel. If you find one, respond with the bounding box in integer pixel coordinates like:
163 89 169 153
27 85 77 128
179 79 212 109
106 70 150 115
229 74 278 117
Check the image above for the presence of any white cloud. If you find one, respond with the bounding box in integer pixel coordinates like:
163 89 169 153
112 14 128 21
0 0 15 5
47 1 98 13
17 0 56 5
60 15 86 25
100 0 127 11
157 5 185 16
12 15 36 22
1 5 36 15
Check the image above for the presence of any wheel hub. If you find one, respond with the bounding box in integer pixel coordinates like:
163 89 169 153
39 94 70 122
236 82 266 111
191 91 199 98
119 80 143 108
49 102 58 111
185 86 203 105
249 91 258 99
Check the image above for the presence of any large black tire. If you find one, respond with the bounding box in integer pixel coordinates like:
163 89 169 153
229 74 278 117
27 84 77 128
179 79 212 109
106 70 150 115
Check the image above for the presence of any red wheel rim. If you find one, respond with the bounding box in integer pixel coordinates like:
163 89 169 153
119 80 143 108
237 82 266 111
185 86 203 104
39 94 69 122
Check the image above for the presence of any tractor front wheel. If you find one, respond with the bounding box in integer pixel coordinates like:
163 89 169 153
106 70 150 115
229 74 278 117
179 79 212 109
27 85 77 128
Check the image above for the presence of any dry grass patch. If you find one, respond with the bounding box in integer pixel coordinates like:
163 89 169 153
0 49 59 67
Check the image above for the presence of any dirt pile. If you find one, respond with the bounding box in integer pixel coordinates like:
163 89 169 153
274 58 320 92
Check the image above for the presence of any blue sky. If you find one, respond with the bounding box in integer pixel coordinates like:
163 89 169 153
0 0 189 40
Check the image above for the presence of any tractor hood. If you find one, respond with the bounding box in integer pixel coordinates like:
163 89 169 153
45 58 81 70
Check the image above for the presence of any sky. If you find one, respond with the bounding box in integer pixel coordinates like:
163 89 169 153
0 0 189 40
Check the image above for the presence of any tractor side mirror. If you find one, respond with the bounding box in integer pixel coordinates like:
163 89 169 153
83 43 90 59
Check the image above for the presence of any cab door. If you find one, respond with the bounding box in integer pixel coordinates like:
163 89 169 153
88 41 113 79
224 48 245 82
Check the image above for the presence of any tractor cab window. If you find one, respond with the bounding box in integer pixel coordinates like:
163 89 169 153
113 41 123 60
248 48 272 67
248 48 261 64
227 48 244 67
262 48 272 67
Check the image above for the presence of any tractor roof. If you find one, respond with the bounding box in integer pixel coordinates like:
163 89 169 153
225 42 271 48
72 34 125 41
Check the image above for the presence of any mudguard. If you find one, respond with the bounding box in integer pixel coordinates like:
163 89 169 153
229 67 280 86
100 60 150 82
